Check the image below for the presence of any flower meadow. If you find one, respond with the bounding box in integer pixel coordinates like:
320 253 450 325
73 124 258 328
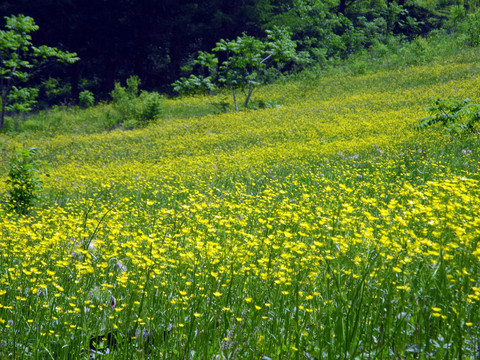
1 55 480 359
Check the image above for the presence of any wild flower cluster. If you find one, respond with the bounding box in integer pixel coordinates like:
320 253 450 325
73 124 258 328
0 58 479 358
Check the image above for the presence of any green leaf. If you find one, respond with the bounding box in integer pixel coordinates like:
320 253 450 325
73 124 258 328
0 14 78 127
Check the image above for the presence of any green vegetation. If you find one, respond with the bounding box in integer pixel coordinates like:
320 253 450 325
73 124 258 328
78 90 95 109
0 25 480 358
1 3 480 360
0 0 456 101
3 147 48 214
0 14 78 128
1 12 478 135
3 0 480 112
173 27 297 110
418 97 480 138
109 76 163 129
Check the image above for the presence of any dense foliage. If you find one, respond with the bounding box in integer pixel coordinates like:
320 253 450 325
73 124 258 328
0 0 472 113
418 98 480 138
4 147 48 214
0 14 77 128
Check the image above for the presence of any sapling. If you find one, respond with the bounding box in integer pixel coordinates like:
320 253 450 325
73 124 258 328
173 26 297 111
4 147 49 214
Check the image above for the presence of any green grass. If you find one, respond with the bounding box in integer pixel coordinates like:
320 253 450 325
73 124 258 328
0 30 480 359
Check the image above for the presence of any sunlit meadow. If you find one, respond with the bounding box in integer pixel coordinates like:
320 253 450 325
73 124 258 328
1 51 480 359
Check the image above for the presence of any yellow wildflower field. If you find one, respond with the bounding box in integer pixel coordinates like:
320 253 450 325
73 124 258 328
1 58 480 358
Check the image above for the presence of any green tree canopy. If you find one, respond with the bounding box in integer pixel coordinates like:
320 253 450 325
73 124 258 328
173 27 297 110
0 14 78 128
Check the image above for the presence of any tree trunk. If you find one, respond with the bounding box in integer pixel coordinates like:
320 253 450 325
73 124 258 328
0 74 13 129
0 97 6 129
103 56 117 94
245 87 254 109
232 88 238 111
71 61 80 104
0 85 10 129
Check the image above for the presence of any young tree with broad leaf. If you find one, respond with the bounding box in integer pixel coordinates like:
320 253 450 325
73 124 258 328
173 26 296 111
0 14 78 128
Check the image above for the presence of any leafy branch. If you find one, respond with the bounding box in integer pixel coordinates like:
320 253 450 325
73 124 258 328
417 98 480 138
0 14 79 128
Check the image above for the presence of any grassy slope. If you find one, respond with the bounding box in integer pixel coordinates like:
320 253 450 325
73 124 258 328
2 48 480 183
0 44 480 359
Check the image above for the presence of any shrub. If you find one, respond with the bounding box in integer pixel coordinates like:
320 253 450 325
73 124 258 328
110 76 162 128
4 148 48 214
417 98 480 138
79 90 95 108
137 91 163 125
463 9 480 46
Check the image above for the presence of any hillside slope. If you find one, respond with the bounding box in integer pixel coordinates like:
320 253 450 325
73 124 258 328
0 51 480 359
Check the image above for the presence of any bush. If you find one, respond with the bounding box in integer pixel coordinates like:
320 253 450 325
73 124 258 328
138 91 163 124
399 36 433 64
172 75 217 96
110 76 163 128
3 148 48 214
463 9 480 46
417 98 480 138
79 90 95 108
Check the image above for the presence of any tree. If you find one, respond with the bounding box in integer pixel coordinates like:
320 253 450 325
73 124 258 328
173 26 296 110
0 1 280 98
0 14 78 128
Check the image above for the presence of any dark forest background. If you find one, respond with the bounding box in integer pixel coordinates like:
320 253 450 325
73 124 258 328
0 0 472 106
